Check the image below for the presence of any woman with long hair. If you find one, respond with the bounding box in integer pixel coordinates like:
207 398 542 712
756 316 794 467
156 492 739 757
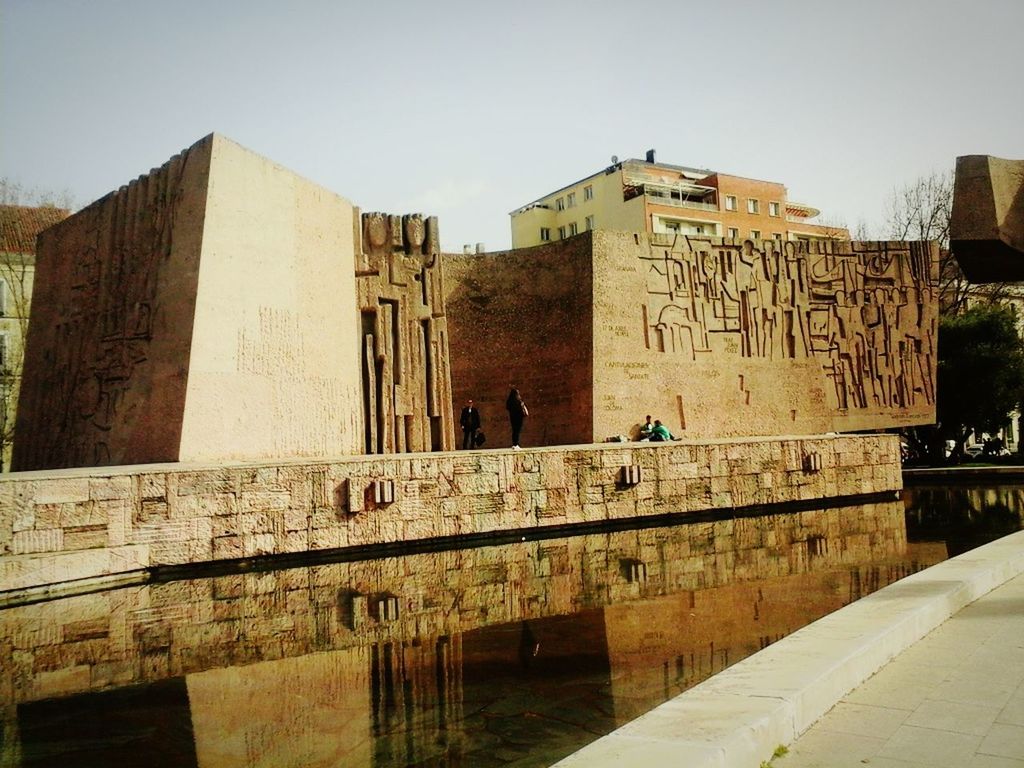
505 386 528 449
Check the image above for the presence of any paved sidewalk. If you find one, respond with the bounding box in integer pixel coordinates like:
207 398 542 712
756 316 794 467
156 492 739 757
776 572 1024 768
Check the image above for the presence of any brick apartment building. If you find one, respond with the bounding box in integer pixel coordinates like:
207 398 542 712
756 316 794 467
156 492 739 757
510 150 849 249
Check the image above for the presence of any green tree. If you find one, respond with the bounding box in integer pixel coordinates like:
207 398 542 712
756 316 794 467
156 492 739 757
925 304 1024 460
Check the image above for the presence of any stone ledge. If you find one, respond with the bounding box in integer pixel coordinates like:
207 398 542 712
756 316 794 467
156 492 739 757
553 528 1024 768
1 435 900 600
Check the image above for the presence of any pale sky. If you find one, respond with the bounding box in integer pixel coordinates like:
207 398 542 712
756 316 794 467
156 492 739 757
2 0 1022 251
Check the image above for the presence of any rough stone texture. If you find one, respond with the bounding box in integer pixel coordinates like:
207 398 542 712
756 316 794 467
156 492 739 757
0 496 916 711
447 232 938 445
445 239 594 448
951 154 1024 282
13 134 453 471
355 212 453 453
0 434 900 597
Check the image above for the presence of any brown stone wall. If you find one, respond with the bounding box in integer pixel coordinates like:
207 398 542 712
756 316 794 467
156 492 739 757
592 232 938 439
446 233 936 446
445 238 594 448
13 137 214 470
0 434 901 599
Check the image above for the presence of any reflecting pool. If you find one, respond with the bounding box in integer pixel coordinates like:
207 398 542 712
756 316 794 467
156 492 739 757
2 485 1021 767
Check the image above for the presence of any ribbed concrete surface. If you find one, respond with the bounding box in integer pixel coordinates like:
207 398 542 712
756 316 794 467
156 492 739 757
554 529 1024 768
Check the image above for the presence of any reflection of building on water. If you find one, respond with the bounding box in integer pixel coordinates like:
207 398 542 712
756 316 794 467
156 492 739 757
2 502 951 766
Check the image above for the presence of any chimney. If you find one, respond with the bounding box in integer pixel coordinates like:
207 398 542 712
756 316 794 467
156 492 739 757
645 148 656 163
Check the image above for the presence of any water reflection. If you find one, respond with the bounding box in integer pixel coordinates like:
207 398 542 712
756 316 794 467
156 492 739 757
903 483 1024 556
0 492 1011 768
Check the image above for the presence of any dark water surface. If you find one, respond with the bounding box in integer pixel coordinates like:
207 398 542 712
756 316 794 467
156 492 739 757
2 485 1021 768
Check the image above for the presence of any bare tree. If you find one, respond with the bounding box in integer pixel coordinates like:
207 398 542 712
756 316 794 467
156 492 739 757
0 252 34 467
885 170 1016 315
0 178 73 468
0 177 75 210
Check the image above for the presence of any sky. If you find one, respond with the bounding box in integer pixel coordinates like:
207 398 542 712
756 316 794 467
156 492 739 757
2 0 1022 252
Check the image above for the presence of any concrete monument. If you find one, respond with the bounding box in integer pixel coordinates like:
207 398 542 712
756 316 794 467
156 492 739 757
445 231 938 446
13 134 452 470
951 154 1024 282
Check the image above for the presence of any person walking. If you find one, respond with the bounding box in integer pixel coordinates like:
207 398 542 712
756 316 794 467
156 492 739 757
459 399 481 450
506 386 529 449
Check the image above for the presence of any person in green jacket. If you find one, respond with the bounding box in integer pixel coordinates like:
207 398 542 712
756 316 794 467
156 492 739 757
649 420 674 441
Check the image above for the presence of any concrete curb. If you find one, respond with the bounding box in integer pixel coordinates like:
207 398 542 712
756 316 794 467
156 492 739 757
553 528 1024 768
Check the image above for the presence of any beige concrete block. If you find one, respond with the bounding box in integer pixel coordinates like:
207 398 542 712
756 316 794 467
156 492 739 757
239 490 292 514
136 500 169 523
12 529 62 555
310 529 343 550
60 501 107 528
32 478 90 505
212 535 243 560
453 472 500 495
63 525 108 550
137 474 168 500
89 476 133 501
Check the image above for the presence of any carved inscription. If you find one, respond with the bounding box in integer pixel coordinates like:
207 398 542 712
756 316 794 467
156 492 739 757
642 236 937 413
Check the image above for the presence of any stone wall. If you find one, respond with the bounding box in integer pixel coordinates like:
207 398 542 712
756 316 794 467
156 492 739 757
14 137 213 469
593 232 938 439
445 241 595 448
445 232 938 445
0 434 901 599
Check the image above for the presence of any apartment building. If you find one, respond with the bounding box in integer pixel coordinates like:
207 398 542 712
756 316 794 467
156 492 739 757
510 150 848 248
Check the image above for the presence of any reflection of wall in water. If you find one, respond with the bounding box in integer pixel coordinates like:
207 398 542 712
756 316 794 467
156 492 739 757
602 538 945 725
0 503 910 708
0 502 928 766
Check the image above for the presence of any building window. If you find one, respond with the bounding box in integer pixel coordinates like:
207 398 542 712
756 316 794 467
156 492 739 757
747 199 760 214
750 229 761 240
773 232 783 241
558 226 566 239
769 201 780 217
584 185 594 201
585 215 595 230
568 222 578 236
567 192 576 208
556 197 565 211
540 227 551 242
728 227 739 239
725 195 737 211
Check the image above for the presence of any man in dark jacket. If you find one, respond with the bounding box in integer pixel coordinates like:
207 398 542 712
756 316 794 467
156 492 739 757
460 399 482 449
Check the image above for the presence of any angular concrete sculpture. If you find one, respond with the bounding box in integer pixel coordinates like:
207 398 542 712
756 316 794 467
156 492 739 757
445 232 938 445
951 155 1024 282
13 134 452 470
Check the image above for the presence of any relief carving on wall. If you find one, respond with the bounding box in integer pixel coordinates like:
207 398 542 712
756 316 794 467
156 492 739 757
356 211 453 453
641 236 937 413
22 150 193 468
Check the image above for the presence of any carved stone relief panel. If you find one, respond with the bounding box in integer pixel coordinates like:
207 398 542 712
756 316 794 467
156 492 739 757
640 236 937 416
355 211 453 453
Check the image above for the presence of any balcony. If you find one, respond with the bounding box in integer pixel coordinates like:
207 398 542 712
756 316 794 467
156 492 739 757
646 195 719 212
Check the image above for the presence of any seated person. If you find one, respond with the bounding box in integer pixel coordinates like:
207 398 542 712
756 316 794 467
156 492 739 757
649 419 674 441
638 415 654 440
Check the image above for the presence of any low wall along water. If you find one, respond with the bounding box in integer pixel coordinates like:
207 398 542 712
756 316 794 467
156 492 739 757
0 434 901 602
